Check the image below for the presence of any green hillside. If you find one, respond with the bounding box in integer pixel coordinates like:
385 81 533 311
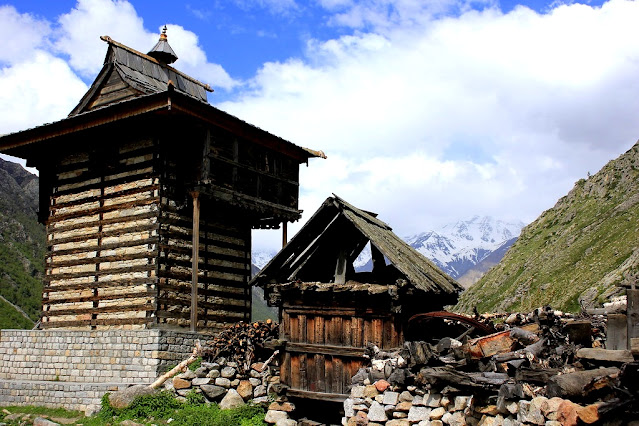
0 158 45 326
456 142 639 313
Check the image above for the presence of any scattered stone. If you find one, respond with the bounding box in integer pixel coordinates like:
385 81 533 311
426 393 442 408
207 369 221 379
408 406 431 422
200 384 225 400
264 410 288 424
368 402 388 422
221 366 236 378
454 396 471 411
344 399 355 418
194 366 208 377
399 391 414 402
269 402 296 412
219 389 245 410
191 377 212 386
375 379 391 392
215 377 232 388
396 401 412 412
254 384 267 398
108 385 157 409
430 407 446 420
236 380 253 400
249 377 262 387
177 370 197 380
172 377 191 390
364 384 379 398
387 420 410 426
33 418 60 426
383 391 400 406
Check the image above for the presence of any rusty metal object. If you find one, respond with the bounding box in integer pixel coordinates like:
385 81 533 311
408 311 496 335
467 330 517 359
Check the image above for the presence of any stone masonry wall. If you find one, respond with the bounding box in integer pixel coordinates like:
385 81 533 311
0 329 214 414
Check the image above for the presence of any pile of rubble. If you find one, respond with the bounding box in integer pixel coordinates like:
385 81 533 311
343 307 638 425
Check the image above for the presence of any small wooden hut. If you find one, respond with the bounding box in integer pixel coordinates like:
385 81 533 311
251 195 462 402
0 30 323 331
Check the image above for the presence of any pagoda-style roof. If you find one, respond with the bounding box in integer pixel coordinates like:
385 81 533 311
252 195 462 296
68 35 211 116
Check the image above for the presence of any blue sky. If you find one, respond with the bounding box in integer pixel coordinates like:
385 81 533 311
1 0 638 250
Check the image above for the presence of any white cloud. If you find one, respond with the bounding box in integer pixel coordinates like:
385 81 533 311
0 6 50 65
54 0 238 90
231 0 639 251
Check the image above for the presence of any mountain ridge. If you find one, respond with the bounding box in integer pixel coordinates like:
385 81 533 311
456 141 639 313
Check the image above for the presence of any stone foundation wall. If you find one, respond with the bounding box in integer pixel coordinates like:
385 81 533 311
0 329 214 414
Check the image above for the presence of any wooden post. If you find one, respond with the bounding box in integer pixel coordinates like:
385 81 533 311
627 289 639 351
282 221 288 248
607 314 628 350
334 248 347 285
190 191 200 332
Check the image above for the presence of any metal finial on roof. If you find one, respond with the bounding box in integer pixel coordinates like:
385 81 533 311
147 25 178 64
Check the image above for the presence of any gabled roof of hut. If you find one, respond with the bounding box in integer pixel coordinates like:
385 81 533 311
251 195 462 296
68 32 212 116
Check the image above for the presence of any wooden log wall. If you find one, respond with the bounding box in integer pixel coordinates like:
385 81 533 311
44 138 160 329
280 304 402 401
156 150 251 330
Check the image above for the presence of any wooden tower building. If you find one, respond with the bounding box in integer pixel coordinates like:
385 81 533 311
0 30 323 331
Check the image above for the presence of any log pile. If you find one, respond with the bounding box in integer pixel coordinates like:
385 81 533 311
202 319 279 374
343 307 639 425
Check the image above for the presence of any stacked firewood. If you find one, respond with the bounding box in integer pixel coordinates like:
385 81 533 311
346 307 638 425
202 320 279 374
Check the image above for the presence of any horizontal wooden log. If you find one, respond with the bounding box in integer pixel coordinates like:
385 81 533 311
47 196 160 224
158 257 249 275
158 271 246 288
44 277 155 293
285 388 348 402
44 290 156 305
155 309 246 322
49 210 157 234
283 306 392 318
44 302 154 317
209 154 300 187
156 297 248 313
284 342 366 358
47 251 155 269
158 243 246 264
44 263 155 282
546 367 620 399
55 157 155 185
55 169 158 197
158 281 246 300
159 228 246 250
576 348 634 364
52 183 159 211
48 236 158 257
41 316 153 329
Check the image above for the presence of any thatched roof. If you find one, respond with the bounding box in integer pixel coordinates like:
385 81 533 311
251 195 462 296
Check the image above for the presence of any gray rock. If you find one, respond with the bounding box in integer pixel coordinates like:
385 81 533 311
192 377 212 386
33 418 60 426
368 401 388 422
383 391 400 406
200 384 226 400
201 362 220 370
215 377 232 388
249 377 262 387
408 406 431 422
227 361 239 368
265 410 288 424
253 396 270 404
231 379 241 387
430 407 446 420
254 384 267 398
177 370 197 380
108 385 157 409
413 395 425 406
195 366 209 378
221 366 236 378
275 419 297 426
207 369 221 379
448 411 467 426
344 398 355 418
351 385 366 398
454 396 471 411
426 393 442 408
176 389 191 397
399 391 414 402
219 389 245 410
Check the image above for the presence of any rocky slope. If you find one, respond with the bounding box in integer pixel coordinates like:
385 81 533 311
456 142 639 313
0 157 45 325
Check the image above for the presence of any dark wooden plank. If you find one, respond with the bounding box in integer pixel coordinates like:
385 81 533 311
334 357 344 394
285 389 348 402
284 342 367 358
627 289 639 349
325 355 334 394
315 316 324 345
290 314 299 343
607 314 628 350
306 352 316 392
290 354 300 389
315 354 325 393
299 314 307 343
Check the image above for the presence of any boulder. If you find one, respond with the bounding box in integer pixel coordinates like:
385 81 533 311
108 385 157 409
219 389 245 410
200 384 226 401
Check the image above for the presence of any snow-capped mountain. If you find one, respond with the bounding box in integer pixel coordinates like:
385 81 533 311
252 216 526 281
405 216 525 278
252 250 279 270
